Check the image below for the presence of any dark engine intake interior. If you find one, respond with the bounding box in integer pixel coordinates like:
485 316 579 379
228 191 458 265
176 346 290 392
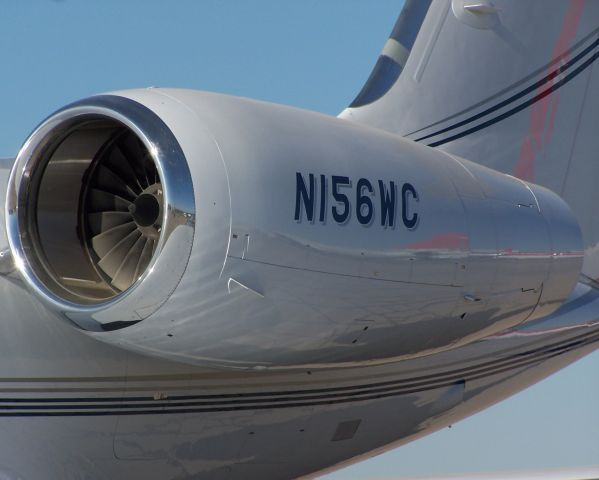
28 118 163 303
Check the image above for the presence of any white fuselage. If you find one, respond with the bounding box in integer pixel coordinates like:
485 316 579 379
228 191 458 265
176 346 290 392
0 88 596 479
0 220 597 479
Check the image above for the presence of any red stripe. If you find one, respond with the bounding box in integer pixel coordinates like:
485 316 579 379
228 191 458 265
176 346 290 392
513 0 585 181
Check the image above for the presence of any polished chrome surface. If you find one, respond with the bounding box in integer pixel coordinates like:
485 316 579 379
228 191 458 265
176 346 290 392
5 95 195 330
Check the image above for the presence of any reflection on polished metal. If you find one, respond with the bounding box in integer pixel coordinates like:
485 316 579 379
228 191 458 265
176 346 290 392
0 248 14 275
5 95 195 331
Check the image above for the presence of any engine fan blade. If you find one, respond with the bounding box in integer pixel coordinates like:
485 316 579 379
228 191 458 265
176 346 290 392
88 188 132 213
119 134 151 188
111 234 147 291
106 144 144 194
97 229 142 281
134 238 155 280
91 222 137 259
87 212 133 236
92 164 138 201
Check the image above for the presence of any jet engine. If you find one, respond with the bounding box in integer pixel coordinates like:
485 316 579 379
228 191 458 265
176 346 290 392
4 89 583 368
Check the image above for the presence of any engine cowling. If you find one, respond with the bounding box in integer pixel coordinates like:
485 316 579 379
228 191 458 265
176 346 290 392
5 89 583 368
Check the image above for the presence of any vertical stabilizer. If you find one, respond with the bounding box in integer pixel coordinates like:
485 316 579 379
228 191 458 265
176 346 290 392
348 0 432 108
341 0 599 281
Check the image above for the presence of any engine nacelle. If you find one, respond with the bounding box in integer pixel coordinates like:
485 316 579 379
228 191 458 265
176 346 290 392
5 89 583 368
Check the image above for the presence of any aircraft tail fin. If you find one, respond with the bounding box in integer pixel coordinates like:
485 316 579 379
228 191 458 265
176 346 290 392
348 0 432 109
340 0 599 281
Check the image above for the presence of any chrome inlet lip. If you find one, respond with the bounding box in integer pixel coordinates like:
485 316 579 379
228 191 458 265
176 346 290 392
5 95 195 331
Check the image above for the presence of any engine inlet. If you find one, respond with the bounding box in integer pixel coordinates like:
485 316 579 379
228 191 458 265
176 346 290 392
5 95 195 330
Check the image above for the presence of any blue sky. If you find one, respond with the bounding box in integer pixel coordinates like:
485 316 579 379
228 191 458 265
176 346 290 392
1 1 598 478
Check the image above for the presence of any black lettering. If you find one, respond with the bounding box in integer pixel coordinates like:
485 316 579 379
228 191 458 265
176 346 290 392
356 178 374 225
294 172 315 222
331 176 351 224
319 174 327 222
402 183 419 229
378 180 396 227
